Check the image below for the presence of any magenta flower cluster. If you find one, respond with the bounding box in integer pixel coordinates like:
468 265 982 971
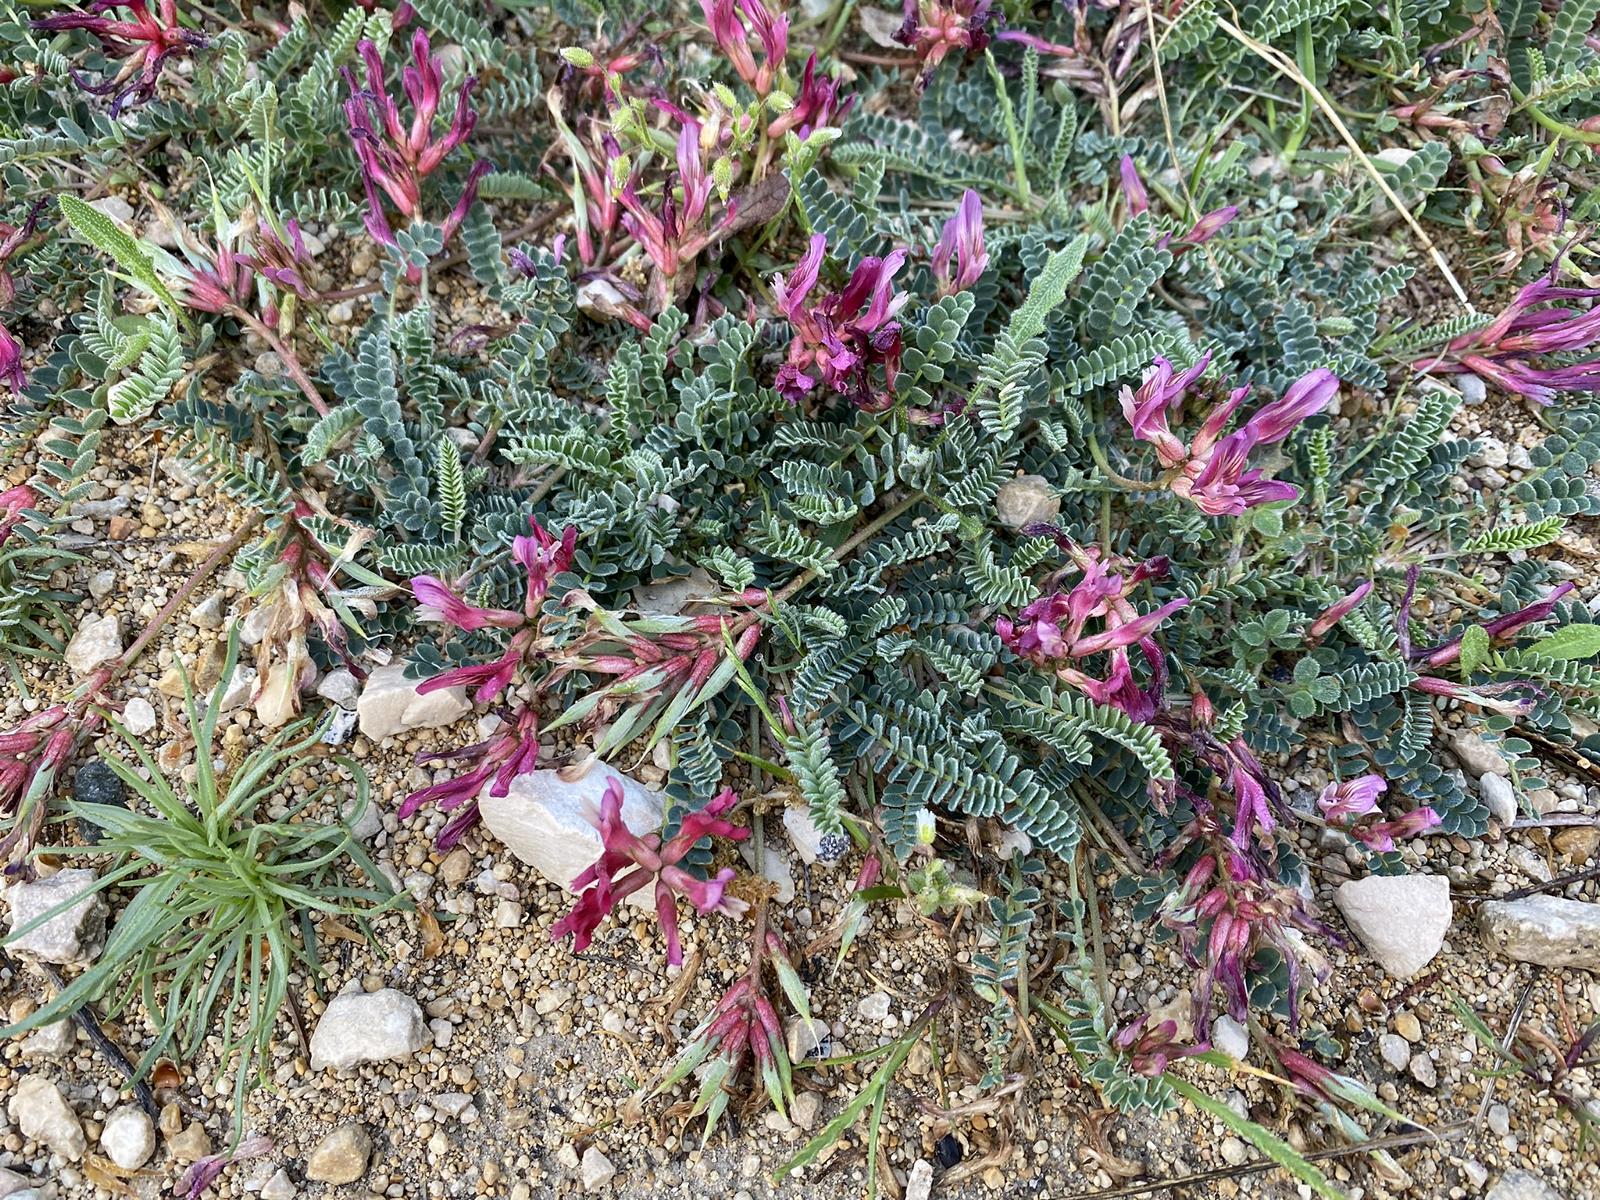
1419 270 1600 404
997 541 1187 720
551 779 749 965
1120 352 1339 515
343 30 491 271
774 234 909 407
34 0 205 113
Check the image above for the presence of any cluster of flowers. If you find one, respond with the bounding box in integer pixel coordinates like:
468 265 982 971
343 30 491 279
996 538 1186 720
1120 352 1340 516
1415 268 1600 404
551 779 748 965
33 0 204 114
772 189 986 407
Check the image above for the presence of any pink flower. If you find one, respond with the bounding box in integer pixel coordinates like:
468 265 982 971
0 485 35 547
400 704 541 849
177 1137 272 1200
766 53 854 139
1307 581 1372 644
773 234 909 408
1415 583 1574 668
1317 774 1386 823
0 324 25 393
343 31 490 271
552 779 749 965
998 543 1186 718
0 201 44 309
701 0 787 95
617 109 735 286
1119 155 1149 217
1119 358 1338 517
1416 271 1600 405
33 0 205 113
931 189 987 296
1112 1015 1206 1075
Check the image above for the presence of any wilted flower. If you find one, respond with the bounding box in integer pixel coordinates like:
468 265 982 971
177 1136 272 1200
773 233 909 408
1118 353 1339 516
997 541 1186 718
766 52 854 139
654 920 811 1137
1114 157 1237 253
894 0 994 89
805 853 880 963
1350 806 1440 853
1307 580 1373 644
343 31 491 269
0 705 84 861
700 0 787 96
1159 833 1334 1038
552 779 749 965
243 215 316 299
1415 270 1600 404
1112 1015 1207 1075
1317 774 1386 823
34 0 205 114
0 325 25 393
931 189 987 296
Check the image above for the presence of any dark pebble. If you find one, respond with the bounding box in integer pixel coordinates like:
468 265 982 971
936 1134 963 1168
73 760 127 843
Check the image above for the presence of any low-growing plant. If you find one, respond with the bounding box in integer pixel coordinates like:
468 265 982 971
0 630 402 1127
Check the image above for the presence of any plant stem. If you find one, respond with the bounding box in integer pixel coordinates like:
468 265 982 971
229 307 329 416
772 489 926 606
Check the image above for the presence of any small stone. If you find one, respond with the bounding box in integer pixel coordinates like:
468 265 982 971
1212 1015 1249 1061
191 591 227 630
1479 895 1600 970
1333 873 1451 979
1449 729 1507 777
260 1168 297 1200
9 1076 85 1160
1553 826 1600 865
65 614 123 677
316 669 360 709
785 1017 830 1061
1149 988 1196 1042
120 697 157 737
1487 1103 1511 1137
87 570 117 600
495 899 524 928
995 475 1060 530
357 662 472 741
791 1092 822 1132
168 1121 211 1162
1407 1052 1437 1088
1457 374 1487 405
478 764 664 905
1394 1011 1422 1042
433 1092 473 1119
555 1145 581 1173
782 806 833 868
440 847 473 886
580 1146 616 1192
0 1170 35 1198
73 760 128 844
905 1159 934 1200
89 195 135 224
857 991 892 1023
1486 1168 1564 1200
341 793 381 842
306 1125 371 1184
217 664 257 712
1480 774 1517 825
1379 1033 1411 1072
1219 1137 1249 1167
6 868 109 964
309 988 431 1070
1472 436 1509 469
20 1019 75 1058
1463 1161 1489 1189
99 1107 155 1169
